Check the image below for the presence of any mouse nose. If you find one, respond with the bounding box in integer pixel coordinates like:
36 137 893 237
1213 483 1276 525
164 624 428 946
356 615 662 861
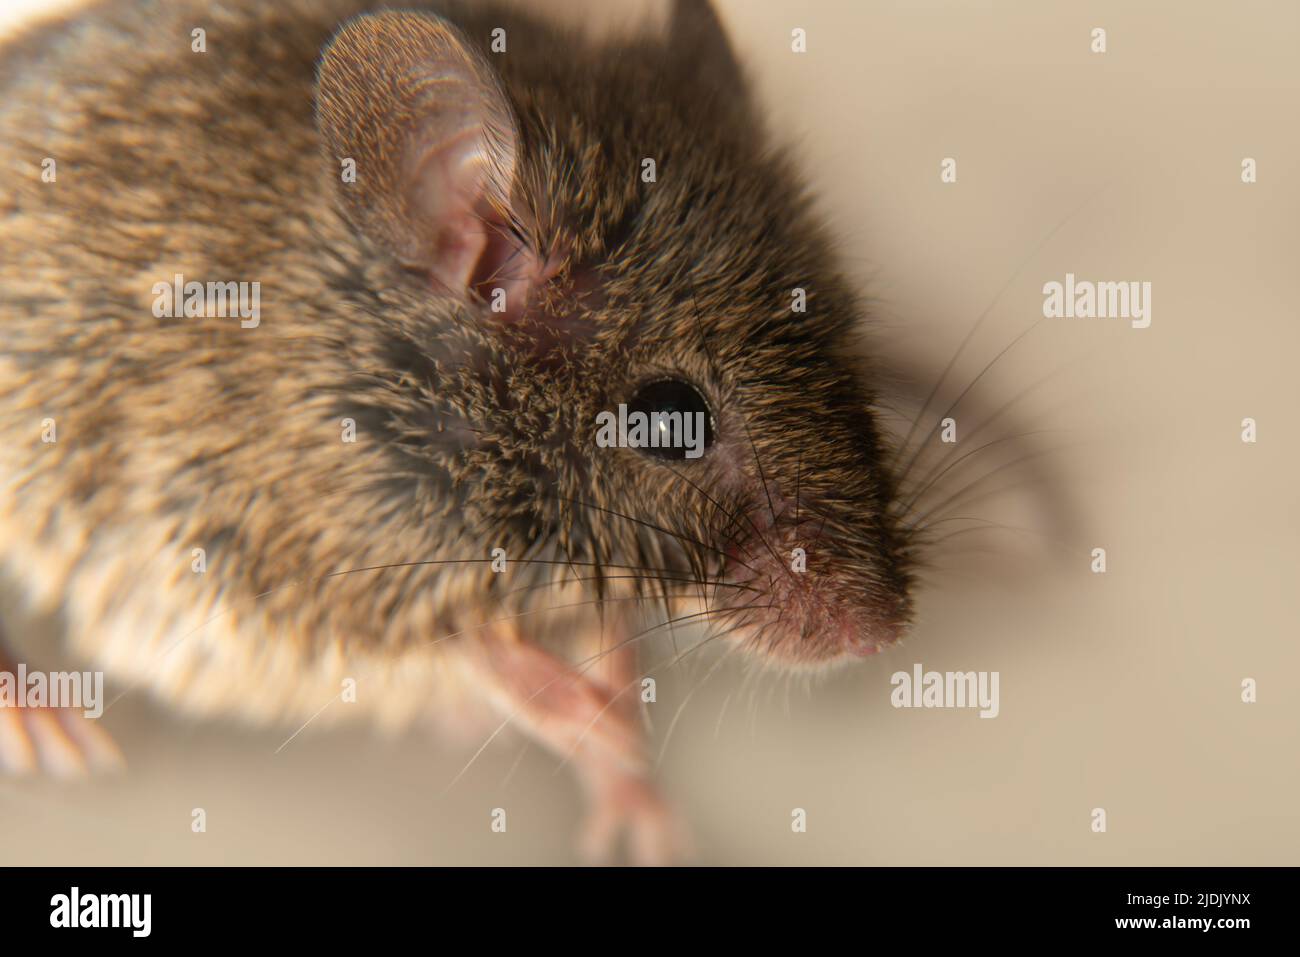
710 480 914 666
726 537 911 666
831 606 906 658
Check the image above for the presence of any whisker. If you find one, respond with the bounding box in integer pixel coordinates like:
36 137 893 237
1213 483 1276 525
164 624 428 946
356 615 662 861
905 442 1079 531
425 591 735 650
556 495 755 574
913 470 1068 531
500 740 532 788
740 413 780 526
892 360 1074 505
918 520 1078 558
794 447 802 527
659 459 784 572
713 689 734 740
652 632 748 771
898 429 1058 516
687 292 784 552
894 319 1045 487
893 187 1110 468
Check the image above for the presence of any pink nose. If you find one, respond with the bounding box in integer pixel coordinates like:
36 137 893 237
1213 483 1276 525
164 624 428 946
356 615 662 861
841 615 905 657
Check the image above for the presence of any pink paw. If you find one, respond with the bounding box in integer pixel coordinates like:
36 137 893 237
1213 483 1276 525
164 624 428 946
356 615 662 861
578 771 693 866
0 705 124 777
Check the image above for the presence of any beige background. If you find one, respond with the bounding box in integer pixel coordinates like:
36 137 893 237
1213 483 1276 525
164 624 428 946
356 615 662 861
1 0 1296 865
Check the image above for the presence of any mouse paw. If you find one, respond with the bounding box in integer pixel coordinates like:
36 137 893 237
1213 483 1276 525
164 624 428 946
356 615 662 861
0 705 124 778
578 770 692 867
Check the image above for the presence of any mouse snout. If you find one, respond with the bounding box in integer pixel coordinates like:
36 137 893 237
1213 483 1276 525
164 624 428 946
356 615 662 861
714 484 912 667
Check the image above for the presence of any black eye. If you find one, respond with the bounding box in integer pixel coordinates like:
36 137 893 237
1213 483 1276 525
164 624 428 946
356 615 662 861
624 378 715 461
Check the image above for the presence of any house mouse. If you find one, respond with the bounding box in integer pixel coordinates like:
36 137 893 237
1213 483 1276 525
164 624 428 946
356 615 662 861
0 0 915 864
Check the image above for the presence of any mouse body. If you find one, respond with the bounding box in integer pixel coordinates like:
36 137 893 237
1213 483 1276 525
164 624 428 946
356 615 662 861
0 0 914 862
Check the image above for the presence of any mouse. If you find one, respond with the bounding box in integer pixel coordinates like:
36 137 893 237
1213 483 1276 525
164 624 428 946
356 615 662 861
0 0 917 864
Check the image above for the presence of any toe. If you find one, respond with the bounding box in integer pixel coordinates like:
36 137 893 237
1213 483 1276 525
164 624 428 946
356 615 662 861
55 709 125 773
23 709 89 778
0 708 38 774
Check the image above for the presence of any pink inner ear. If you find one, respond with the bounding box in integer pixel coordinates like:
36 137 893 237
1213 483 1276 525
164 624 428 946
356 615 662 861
463 199 549 320
409 127 557 321
464 205 574 323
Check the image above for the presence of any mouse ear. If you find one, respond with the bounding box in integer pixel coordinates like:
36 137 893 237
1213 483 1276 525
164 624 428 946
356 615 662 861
668 0 746 99
316 11 531 298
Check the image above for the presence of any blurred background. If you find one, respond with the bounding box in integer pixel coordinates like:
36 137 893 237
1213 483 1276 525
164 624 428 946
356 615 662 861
1 0 1296 865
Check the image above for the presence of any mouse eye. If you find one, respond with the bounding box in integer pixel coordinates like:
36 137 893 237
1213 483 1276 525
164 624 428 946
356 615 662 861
626 378 715 461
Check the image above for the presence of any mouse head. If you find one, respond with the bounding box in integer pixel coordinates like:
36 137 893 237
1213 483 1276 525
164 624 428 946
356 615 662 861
315 0 913 667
